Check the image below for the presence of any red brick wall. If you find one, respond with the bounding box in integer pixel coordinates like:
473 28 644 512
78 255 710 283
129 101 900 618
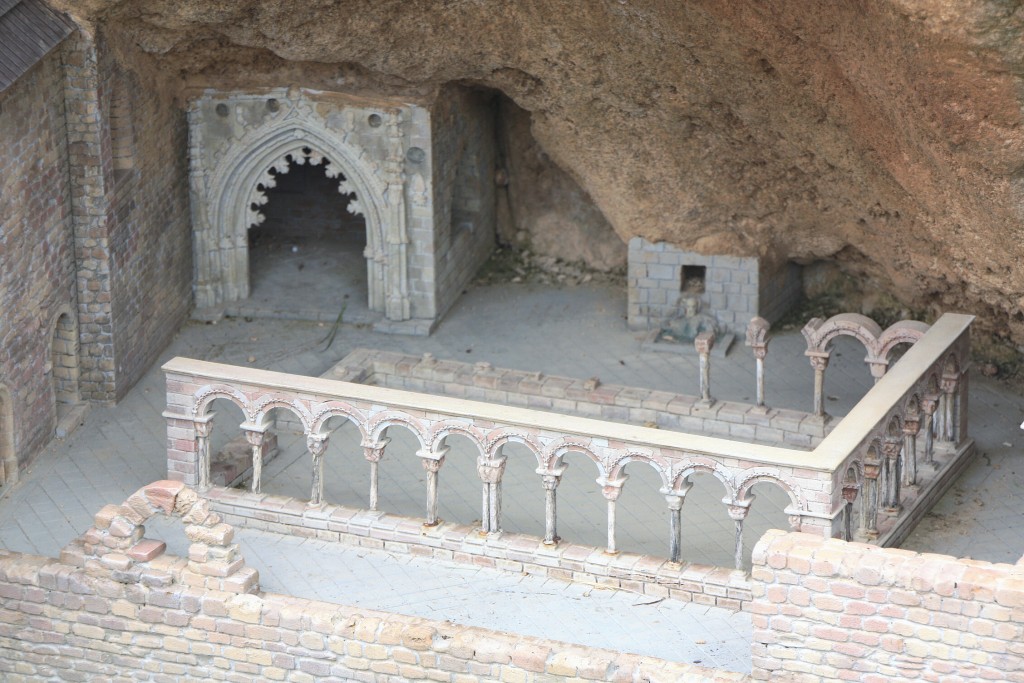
0 48 76 474
750 530 1024 681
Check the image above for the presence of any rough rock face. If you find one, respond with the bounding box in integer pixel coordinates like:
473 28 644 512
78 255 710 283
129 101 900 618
56 0 1024 340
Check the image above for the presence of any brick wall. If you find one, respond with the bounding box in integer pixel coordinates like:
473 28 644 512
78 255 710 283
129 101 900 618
331 349 830 448
97 37 192 401
750 530 1024 681
0 47 76 478
0 500 744 682
63 32 192 403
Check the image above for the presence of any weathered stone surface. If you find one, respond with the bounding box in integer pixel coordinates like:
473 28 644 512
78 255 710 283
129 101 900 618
51 0 1024 340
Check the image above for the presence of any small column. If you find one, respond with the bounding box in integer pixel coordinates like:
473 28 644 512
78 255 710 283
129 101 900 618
921 397 938 467
902 416 920 487
242 422 270 494
726 498 753 571
882 438 903 513
940 377 958 443
601 476 628 554
841 481 860 542
539 464 567 545
694 331 716 405
194 415 214 490
307 433 329 506
361 438 389 511
745 317 771 409
807 352 830 417
418 447 449 527
477 455 508 534
861 458 881 538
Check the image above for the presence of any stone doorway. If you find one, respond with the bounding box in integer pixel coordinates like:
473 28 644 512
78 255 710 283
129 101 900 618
0 384 12 486
49 310 82 436
235 154 374 323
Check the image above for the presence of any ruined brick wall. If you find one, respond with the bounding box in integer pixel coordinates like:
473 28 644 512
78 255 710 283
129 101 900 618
97 35 192 401
431 85 497 320
750 530 1024 681
0 549 742 682
0 47 77 477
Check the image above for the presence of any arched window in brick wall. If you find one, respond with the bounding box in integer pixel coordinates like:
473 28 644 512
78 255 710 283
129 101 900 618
0 384 14 487
108 70 135 183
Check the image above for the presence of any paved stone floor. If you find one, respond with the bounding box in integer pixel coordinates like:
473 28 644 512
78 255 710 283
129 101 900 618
2 280 1023 671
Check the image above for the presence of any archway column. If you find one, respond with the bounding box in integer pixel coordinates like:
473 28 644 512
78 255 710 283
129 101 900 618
726 498 753 571
418 446 449 527
600 475 628 554
882 437 902 513
539 464 568 545
477 455 508 534
662 479 692 563
307 433 329 506
241 421 270 494
921 397 938 467
362 438 389 511
902 416 921 487
861 458 881 539
807 352 830 417
841 481 860 542
194 415 214 490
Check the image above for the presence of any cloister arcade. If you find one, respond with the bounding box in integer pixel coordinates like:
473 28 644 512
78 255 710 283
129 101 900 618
162 312 972 574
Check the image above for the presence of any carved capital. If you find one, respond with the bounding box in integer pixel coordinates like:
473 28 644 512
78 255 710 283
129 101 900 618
476 456 507 485
841 483 860 504
745 316 771 350
726 499 753 522
306 434 328 457
808 353 830 372
599 475 628 501
694 330 716 355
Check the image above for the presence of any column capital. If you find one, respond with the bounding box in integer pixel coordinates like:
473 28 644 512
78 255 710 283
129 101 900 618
306 433 329 456
807 352 830 371
599 475 628 501
476 455 507 484
725 496 754 521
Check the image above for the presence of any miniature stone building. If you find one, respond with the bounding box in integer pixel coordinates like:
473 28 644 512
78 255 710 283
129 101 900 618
627 237 803 334
188 86 497 333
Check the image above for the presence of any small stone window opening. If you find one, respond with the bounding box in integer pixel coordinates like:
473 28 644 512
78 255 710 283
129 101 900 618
109 74 136 183
681 265 706 293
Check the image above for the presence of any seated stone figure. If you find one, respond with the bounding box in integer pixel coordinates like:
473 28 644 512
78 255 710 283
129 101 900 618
660 295 719 343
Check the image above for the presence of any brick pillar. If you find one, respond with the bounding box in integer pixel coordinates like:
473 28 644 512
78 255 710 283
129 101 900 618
62 32 116 402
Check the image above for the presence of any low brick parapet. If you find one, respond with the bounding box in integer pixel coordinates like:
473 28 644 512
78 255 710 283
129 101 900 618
0 541 748 681
329 348 829 448
749 530 1024 681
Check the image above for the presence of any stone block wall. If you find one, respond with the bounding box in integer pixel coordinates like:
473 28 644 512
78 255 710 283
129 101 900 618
430 85 497 321
627 237 802 333
0 47 76 479
750 530 1024 681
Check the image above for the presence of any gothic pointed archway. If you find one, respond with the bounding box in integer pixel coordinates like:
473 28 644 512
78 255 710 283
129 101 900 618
192 111 411 322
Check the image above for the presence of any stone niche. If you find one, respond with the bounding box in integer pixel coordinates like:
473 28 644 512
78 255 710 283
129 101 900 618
627 237 802 334
187 86 496 334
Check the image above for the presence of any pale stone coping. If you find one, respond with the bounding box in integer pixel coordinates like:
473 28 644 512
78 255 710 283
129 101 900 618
811 312 973 468
163 357 822 471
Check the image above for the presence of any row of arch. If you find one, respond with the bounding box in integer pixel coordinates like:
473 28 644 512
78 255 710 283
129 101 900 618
186 385 811 571
838 349 966 542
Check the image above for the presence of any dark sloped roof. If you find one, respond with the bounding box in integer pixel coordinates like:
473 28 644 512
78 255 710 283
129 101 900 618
0 0 75 93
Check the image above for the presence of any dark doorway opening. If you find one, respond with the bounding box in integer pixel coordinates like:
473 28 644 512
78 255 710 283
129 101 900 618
241 156 373 323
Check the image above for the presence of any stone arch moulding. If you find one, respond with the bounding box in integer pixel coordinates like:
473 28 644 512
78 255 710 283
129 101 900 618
190 90 413 322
